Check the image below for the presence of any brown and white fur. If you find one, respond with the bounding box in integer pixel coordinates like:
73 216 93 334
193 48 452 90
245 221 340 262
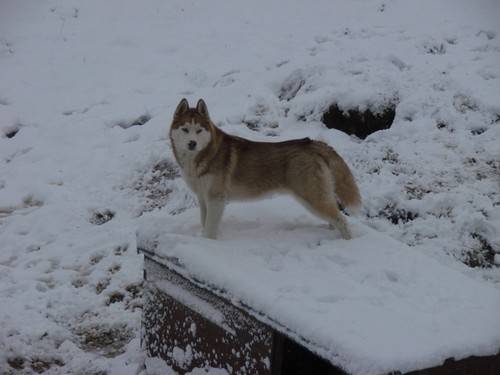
169 98 361 240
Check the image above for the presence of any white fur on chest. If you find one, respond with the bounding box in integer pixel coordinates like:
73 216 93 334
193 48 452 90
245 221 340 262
176 151 212 196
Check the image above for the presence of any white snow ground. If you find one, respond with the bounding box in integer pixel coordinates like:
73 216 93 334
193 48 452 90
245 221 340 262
1 0 499 374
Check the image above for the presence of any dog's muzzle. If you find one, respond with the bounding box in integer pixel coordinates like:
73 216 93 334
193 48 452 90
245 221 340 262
188 140 197 150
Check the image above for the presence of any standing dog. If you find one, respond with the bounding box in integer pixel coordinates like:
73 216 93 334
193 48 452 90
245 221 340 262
169 98 361 240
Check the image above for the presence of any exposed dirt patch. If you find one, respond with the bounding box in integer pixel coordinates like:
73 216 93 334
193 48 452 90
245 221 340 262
376 203 419 225
322 103 396 139
7 357 25 370
404 183 432 200
75 323 133 358
132 158 180 214
463 233 497 268
7 357 64 373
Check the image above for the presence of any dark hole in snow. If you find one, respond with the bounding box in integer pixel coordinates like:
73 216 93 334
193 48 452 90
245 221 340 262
89 209 115 225
5 127 20 138
321 103 396 139
117 114 152 129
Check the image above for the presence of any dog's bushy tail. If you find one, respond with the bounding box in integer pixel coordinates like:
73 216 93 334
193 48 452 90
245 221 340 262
329 150 362 215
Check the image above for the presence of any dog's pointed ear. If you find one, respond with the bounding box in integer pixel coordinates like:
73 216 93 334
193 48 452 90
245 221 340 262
174 98 189 117
196 99 209 118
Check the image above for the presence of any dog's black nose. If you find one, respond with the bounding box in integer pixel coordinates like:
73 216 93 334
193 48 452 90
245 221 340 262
188 140 197 150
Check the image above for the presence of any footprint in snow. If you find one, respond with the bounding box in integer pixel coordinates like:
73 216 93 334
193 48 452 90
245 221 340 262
313 35 331 44
115 113 152 129
0 195 43 218
72 277 87 288
108 263 121 274
476 30 496 40
316 295 345 304
213 69 240 88
89 209 115 225
275 60 289 68
113 244 128 256
95 278 110 294
89 252 105 265
384 270 400 283
477 68 498 81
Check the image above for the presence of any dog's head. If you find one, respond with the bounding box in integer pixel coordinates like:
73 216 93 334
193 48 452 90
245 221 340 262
170 98 213 153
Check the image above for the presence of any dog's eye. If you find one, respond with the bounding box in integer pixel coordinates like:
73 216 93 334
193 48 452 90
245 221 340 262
196 129 202 134
182 128 189 133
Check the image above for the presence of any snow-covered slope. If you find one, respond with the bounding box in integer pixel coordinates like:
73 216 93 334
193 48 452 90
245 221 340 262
1 0 499 374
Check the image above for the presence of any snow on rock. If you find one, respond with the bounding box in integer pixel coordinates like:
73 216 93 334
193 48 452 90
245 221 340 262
1 0 499 373
137 197 500 375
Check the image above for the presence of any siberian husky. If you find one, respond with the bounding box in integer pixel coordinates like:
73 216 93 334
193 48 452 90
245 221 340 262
169 98 361 240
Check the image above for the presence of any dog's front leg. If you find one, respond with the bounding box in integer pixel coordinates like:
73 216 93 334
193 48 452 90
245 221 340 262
198 196 207 228
203 198 225 239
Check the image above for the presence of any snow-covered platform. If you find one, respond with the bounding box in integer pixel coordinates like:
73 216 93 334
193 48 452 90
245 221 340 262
137 197 500 375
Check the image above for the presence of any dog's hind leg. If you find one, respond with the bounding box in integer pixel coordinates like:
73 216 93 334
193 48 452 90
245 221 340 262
307 199 352 240
203 198 225 239
325 205 352 240
291 163 352 239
